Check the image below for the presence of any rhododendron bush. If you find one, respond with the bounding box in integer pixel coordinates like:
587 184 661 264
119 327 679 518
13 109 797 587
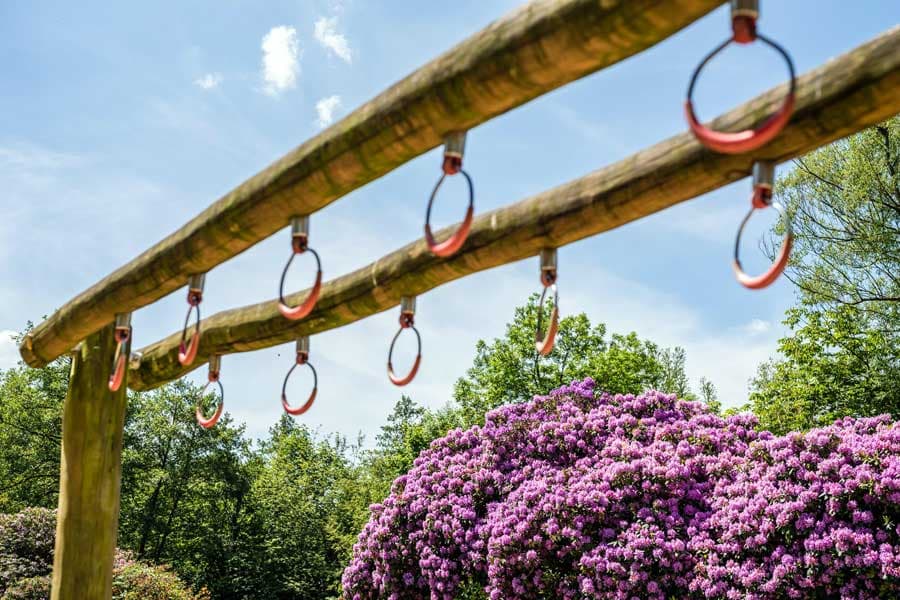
342 379 900 599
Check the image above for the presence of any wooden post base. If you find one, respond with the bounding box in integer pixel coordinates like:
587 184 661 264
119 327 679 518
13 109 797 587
51 323 128 600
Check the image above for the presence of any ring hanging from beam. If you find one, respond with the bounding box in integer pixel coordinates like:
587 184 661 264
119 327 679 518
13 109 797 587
387 296 422 386
535 249 559 356
685 0 796 154
278 216 323 320
178 273 205 366
281 336 318 416
108 313 132 392
196 355 224 429
733 161 793 289
424 131 475 257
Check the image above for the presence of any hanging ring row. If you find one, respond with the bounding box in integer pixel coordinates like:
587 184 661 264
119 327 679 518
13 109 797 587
281 336 318 415
178 273 205 366
686 0 795 288
278 216 323 320
186 1 810 429
535 249 560 356
424 131 475 258
685 0 796 154
108 312 132 392
387 296 422 387
196 354 224 429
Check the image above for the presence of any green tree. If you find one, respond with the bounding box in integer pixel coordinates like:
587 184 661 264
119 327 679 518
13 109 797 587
237 417 362 600
750 118 900 434
452 294 701 427
0 342 67 512
117 380 255 599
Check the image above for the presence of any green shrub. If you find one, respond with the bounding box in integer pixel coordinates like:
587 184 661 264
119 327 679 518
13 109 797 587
112 554 209 600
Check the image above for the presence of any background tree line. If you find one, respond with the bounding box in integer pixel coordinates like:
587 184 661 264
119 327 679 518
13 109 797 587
0 117 896 598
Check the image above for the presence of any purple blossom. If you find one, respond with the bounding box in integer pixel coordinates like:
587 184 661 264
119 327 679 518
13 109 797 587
342 380 900 599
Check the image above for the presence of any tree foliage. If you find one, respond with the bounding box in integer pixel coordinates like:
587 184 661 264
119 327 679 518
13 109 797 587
118 380 254 598
0 351 67 512
750 118 900 434
453 294 708 429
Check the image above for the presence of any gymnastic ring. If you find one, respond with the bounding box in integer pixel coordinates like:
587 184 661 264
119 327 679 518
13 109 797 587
196 377 224 429
686 33 795 154
281 359 318 416
108 327 131 392
387 323 422 386
733 191 793 289
424 169 474 258
178 302 201 366
535 283 559 356
278 247 323 320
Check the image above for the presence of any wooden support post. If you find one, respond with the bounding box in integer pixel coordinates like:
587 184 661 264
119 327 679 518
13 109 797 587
51 323 128 600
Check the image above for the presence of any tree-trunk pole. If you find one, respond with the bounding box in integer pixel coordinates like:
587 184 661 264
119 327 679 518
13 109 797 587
51 323 128 600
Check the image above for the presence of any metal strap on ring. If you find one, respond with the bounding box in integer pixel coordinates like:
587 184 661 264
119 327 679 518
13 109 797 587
424 132 475 258
732 161 793 289
178 273 205 366
387 296 422 386
278 216 323 321
535 249 559 356
281 337 318 416
685 0 796 154
196 354 224 429
108 313 132 392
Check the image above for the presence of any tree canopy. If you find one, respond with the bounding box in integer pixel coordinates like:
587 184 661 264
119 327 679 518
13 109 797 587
749 118 900 434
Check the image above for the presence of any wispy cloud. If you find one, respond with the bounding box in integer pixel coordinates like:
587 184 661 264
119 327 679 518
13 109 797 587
314 17 352 63
194 73 223 90
0 144 82 171
315 95 342 128
261 26 300 96
743 318 772 335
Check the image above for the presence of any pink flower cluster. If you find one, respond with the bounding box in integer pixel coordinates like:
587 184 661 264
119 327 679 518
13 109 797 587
342 379 900 599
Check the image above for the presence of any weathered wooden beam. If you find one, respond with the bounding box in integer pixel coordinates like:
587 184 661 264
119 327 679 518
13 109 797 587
127 26 900 391
19 0 725 369
52 324 128 599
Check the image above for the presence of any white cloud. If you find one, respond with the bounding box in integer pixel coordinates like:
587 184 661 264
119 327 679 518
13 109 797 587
261 26 300 96
193 73 222 90
314 17 352 63
0 330 19 371
743 318 772 335
315 95 342 128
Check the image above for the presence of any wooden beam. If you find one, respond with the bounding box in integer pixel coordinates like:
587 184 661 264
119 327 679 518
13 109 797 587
52 323 128 600
19 0 725 369
127 26 900 391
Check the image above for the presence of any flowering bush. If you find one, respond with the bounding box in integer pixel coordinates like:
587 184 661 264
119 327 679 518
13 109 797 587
0 508 207 600
0 509 55 595
342 379 900 599
1 576 50 600
690 415 900 599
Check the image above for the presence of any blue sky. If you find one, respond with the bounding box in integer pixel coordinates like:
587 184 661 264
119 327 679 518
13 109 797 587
2 1 897 443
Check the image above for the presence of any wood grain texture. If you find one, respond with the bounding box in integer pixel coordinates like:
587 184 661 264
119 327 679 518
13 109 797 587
51 324 128 600
19 0 724 368
127 26 900 391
